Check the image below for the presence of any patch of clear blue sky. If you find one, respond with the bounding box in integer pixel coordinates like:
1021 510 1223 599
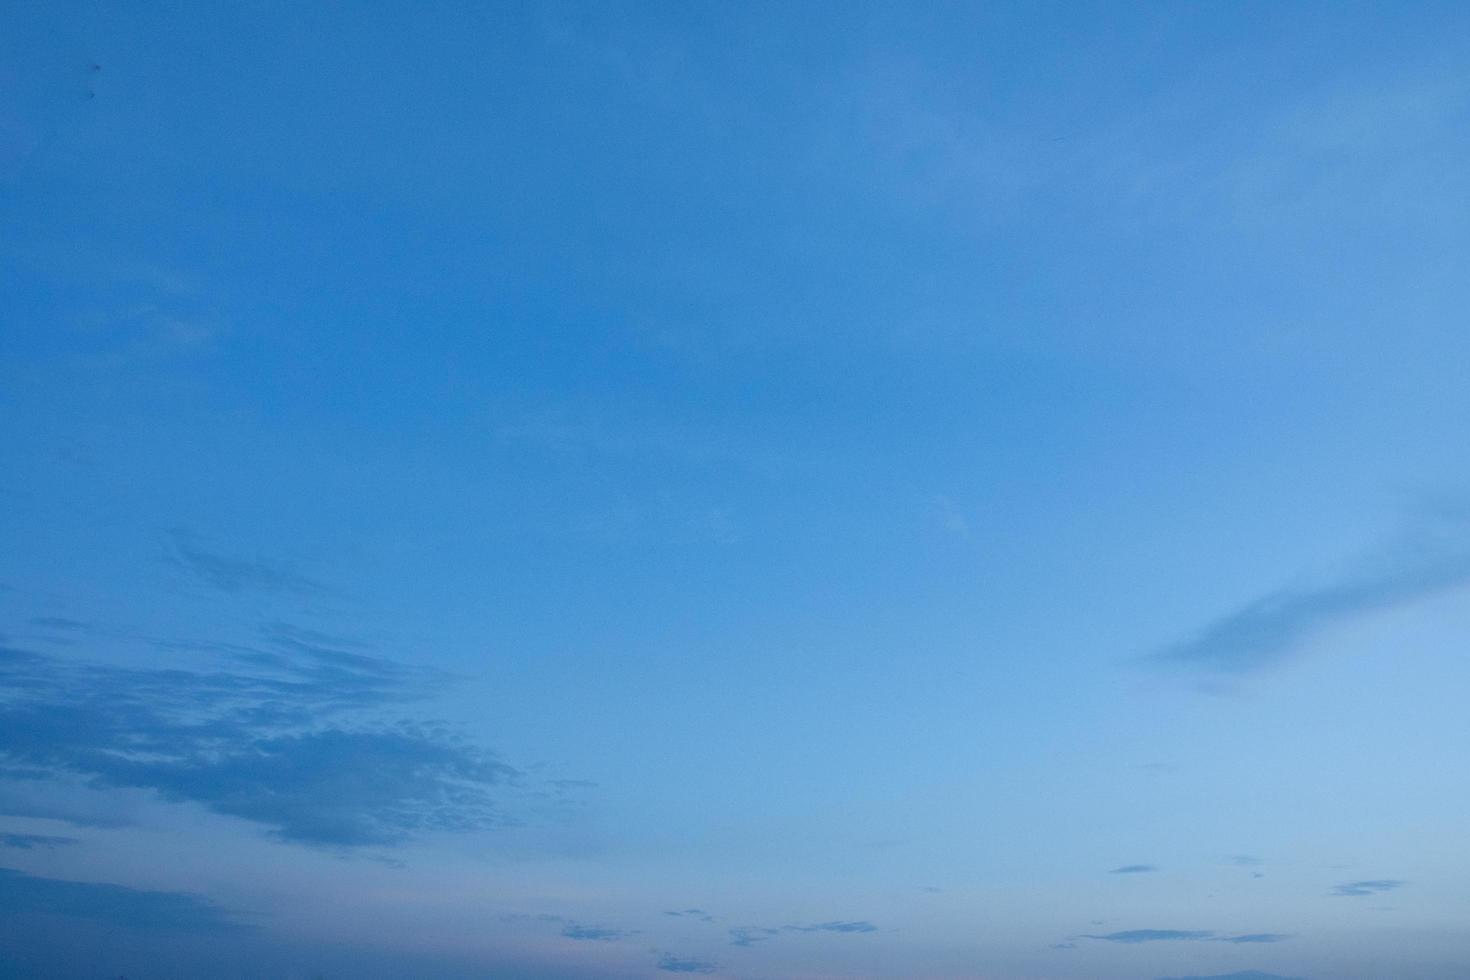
3 2 1470 977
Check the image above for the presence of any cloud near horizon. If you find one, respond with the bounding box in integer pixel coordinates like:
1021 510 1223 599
1082 929 1290 944
727 919 879 947
786 920 879 934
561 923 637 941
0 866 244 932
657 953 717 973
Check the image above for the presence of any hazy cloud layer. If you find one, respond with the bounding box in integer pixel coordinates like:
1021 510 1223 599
1332 879 1404 897
1110 864 1158 874
561 923 637 942
728 919 878 946
729 926 780 947
657 954 717 974
1082 930 1289 944
1156 973 1304 980
0 636 518 847
0 866 243 932
0 832 77 849
786 920 878 934
1083 929 1214 943
1154 538 1470 673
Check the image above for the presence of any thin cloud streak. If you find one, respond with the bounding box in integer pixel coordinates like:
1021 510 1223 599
561 924 636 942
1082 929 1214 943
166 530 330 597
1081 929 1289 944
785 920 878 934
0 832 78 849
1332 879 1404 897
1154 533 1470 674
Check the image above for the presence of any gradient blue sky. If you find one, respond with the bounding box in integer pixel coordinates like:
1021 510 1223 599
4 2 1470 978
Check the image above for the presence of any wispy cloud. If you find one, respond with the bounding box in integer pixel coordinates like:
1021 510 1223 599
0 866 244 932
657 953 716 973
497 912 565 923
561 923 637 942
1082 929 1289 945
0 639 519 847
727 919 878 946
167 530 330 597
1153 529 1470 674
0 832 78 849
1109 864 1158 874
1083 929 1214 944
786 920 878 934
1156 972 1304 980
1332 879 1404 897
26 617 91 631
496 914 637 943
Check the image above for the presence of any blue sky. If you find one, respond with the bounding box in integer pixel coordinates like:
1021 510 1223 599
3 2 1470 977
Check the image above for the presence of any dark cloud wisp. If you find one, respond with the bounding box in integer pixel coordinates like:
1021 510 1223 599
561 923 636 941
0 640 518 847
728 919 879 946
167 530 330 597
1082 929 1289 944
657 954 717 974
0 832 78 849
1332 879 1404 897
786 920 878 934
0 866 244 932
1153 540 1470 674
1083 929 1215 944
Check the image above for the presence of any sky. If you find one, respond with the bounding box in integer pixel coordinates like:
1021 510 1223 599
3 2 1470 978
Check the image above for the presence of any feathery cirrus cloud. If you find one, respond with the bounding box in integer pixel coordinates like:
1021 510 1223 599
1153 527 1470 674
0 628 520 848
